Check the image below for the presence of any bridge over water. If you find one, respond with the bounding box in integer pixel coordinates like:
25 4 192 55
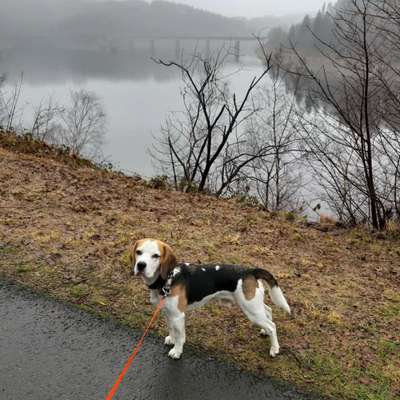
0 35 267 63
99 35 267 61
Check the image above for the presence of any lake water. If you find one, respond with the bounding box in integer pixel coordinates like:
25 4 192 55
1 42 264 177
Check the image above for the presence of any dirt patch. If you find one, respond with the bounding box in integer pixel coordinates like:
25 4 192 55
0 137 399 400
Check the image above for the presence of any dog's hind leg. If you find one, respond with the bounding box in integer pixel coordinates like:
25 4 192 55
260 304 272 336
257 318 280 357
264 304 273 319
260 304 273 336
236 282 280 357
257 281 273 335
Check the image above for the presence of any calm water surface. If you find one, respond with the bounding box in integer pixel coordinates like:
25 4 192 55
1 44 264 177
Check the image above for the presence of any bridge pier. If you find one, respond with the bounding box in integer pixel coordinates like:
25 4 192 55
234 40 240 63
175 39 181 60
205 39 211 60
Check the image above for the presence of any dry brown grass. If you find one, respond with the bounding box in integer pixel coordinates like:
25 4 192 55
0 134 399 399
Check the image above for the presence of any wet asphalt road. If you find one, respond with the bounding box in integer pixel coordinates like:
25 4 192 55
0 281 320 400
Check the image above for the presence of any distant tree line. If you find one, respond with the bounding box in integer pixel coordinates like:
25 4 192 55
266 1 348 50
0 0 298 50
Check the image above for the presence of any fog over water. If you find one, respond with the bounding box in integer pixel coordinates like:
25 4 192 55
1 43 264 176
167 0 325 18
0 0 317 176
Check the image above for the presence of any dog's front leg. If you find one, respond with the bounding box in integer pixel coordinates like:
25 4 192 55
149 289 160 305
165 312 186 359
164 315 175 346
164 293 187 359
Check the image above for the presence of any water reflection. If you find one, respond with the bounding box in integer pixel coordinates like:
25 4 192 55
0 43 263 176
1 48 176 84
0 40 260 85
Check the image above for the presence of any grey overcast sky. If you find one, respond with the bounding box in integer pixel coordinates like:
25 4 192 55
163 0 326 18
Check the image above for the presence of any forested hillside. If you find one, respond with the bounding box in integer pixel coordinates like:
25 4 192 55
266 0 351 49
0 0 300 47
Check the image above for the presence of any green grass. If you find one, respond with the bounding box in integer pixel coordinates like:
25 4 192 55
69 284 90 299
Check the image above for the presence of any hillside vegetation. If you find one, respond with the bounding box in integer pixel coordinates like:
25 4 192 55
0 132 399 400
0 0 298 48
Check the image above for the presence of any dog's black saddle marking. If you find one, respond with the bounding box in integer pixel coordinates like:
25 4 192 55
171 263 252 305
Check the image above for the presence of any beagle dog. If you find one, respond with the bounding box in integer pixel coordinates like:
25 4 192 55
129 238 291 360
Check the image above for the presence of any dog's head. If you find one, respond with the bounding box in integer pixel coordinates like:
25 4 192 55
129 239 177 282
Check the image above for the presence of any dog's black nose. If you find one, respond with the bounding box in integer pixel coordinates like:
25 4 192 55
137 261 146 272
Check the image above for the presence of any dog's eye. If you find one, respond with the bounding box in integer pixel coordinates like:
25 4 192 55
152 254 160 259
136 250 142 256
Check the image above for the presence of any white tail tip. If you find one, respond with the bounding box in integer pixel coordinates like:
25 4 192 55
269 286 291 314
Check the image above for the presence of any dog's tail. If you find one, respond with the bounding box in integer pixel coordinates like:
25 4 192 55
252 269 291 314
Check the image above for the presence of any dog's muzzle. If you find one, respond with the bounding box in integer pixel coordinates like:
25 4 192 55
132 261 146 276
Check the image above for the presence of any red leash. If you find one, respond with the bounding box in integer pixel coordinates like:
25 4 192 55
105 298 165 400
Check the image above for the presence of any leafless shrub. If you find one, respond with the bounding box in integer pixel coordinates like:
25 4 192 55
0 73 24 131
31 97 64 142
58 89 106 157
0 80 106 160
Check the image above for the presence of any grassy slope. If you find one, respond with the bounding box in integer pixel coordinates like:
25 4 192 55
0 134 399 399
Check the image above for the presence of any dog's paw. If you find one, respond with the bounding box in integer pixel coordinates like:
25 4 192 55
168 347 182 359
269 345 280 358
260 328 268 336
164 336 175 346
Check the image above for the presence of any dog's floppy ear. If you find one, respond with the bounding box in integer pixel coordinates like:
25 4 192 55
128 240 139 267
159 242 177 280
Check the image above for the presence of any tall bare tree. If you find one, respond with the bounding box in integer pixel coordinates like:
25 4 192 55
245 65 303 211
152 51 272 195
